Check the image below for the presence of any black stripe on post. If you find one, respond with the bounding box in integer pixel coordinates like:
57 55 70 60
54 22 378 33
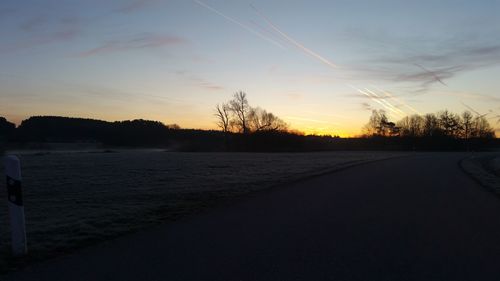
6 175 23 206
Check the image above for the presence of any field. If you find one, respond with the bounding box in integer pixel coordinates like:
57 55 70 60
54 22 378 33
0 150 404 272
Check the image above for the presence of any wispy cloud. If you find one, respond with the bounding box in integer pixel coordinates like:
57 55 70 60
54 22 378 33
438 90 500 103
19 15 48 32
115 0 159 13
412 63 447 86
0 7 15 18
192 78 225 91
77 34 187 57
176 71 225 91
284 92 303 100
0 29 79 53
0 15 80 53
361 102 373 111
342 30 500 90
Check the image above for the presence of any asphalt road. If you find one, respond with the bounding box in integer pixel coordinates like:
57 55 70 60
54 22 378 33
5 153 500 281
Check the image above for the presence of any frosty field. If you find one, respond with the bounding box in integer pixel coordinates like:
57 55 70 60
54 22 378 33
0 150 403 272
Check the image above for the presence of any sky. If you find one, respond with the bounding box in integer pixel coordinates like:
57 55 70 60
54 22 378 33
1 0 500 136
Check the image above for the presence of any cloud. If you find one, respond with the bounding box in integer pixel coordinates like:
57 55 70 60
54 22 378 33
0 29 79 53
361 102 373 111
438 91 500 103
190 77 224 91
343 30 500 91
284 92 302 100
175 71 225 91
0 14 80 53
115 0 158 13
77 34 188 57
0 7 15 18
19 15 48 32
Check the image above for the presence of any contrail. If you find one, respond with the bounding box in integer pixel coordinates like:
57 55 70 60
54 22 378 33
364 88 406 118
370 85 421 115
249 19 289 46
348 85 403 119
414 63 447 86
194 0 286 50
460 101 490 118
349 83 406 117
250 4 338 69
460 101 482 116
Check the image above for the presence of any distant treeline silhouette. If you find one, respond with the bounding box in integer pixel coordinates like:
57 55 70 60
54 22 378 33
2 116 211 148
361 109 497 150
364 109 495 139
0 110 498 152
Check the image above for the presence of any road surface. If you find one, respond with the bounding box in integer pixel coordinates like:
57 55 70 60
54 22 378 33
5 153 500 281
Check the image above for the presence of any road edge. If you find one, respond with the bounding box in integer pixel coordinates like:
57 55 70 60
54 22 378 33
459 156 500 196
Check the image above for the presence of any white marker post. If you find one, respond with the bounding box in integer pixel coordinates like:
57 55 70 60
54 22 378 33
4 155 27 256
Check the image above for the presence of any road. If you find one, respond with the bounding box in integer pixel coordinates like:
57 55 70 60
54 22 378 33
5 153 500 281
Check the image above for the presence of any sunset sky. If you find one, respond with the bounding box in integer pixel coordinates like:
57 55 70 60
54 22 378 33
1 0 500 136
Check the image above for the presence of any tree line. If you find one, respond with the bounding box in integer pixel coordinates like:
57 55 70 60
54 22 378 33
0 98 498 152
364 109 495 139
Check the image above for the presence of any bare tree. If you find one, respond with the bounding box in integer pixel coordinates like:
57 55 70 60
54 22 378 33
472 115 494 138
229 91 250 134
398 115 423 137
438 110 461 137
422 113 440 137
215 91 289 135
364 110 384 136
248 107 288 132
461 111 473 140
214 103 231 133
364 110 398 136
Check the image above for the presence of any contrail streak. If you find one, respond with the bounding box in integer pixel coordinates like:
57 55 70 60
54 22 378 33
348 85 402 118
370 85 421 115
250 19 289 46
250 4 338 69
460 101 481 116
364 88 406 118
460 101 490 118
194 0 286 50
414 63 447 86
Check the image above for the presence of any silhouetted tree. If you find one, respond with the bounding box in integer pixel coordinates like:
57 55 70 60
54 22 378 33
438 110 461 137
216 91 288 134
422 113 441 137
248 107 288 132
167 123 181 130
0 117 15 139
461 111 473 140
364 110 386 136
399 115 426 137
229 91 250 134
472 115 494 138
364 110 399 136
214 103 231 133
363 109 496 149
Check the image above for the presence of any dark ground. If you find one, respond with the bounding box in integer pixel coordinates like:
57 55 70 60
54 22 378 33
4 153 500 281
